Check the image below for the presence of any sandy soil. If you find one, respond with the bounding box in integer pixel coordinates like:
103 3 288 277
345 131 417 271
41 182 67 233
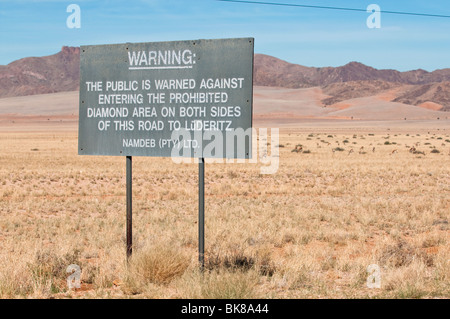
0 91 78 132
0 91 78 115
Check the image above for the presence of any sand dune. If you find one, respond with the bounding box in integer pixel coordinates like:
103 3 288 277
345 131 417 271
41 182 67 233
0 91 78 115
254 86 327 117
253 86 448 120
324 96 446 120
0 91 78 131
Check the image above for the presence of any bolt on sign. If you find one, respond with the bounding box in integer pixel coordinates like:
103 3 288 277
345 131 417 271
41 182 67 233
78 38 254 159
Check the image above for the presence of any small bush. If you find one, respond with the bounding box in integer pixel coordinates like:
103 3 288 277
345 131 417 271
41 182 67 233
379 241 433 268
125 244 190 288
27 249 82 294
206 251 276 277
227 171 238 178
430 149 440 153
199 269 259 299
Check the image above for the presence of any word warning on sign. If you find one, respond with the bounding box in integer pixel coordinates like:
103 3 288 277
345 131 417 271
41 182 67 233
78 38 254 158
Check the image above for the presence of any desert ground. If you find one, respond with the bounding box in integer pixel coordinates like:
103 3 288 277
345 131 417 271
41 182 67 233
0 88 448 298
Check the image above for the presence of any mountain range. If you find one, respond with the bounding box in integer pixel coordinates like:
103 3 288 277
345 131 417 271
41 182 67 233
254 54 450 111
0 46 449 112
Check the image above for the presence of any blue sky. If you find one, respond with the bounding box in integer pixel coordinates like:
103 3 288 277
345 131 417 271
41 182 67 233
0 0 449 71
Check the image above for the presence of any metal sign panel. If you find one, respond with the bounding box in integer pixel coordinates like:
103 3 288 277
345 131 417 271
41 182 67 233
78 38 254 158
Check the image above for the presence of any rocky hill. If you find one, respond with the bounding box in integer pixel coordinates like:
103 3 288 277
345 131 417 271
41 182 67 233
392 82 450 111
0 46 79 98
254 54 450 87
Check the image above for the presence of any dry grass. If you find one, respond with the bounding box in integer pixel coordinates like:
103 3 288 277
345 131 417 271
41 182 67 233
0 129 448 298
123 242 191 295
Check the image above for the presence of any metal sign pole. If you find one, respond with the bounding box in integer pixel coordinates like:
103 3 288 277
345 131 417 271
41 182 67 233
198 157 205 270
126 156 132 260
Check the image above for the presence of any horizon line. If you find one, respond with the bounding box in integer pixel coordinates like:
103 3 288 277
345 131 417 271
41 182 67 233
1 47 448 73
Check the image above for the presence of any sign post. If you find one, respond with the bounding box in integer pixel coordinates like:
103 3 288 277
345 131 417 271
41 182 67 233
78 38 254 264
126 156 132 260
198 157 205 270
